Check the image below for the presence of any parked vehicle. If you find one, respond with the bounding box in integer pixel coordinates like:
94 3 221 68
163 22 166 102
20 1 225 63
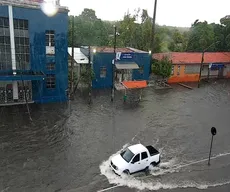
110 144 160 175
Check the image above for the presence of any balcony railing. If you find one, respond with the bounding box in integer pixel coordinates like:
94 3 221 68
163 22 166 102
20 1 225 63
0 0 68 10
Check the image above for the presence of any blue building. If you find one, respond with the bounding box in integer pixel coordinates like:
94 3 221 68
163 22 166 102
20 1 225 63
0 0 68 106
84 47 151 89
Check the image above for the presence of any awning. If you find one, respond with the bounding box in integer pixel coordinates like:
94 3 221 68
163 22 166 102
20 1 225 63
122 80 147 89
0 70 45 81
115 62 139 70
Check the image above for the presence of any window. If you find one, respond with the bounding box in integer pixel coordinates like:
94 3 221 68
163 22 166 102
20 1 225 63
46 74 56 89
0 17 11 70
171 65 174 75
141 152 148 160
177 65 180 75
14 18 30 70
0 17 9 28
120 149 134 163
100 66 106 78
13 19 28 30
47 63 55 70
132 154 140 164
46 30 55 46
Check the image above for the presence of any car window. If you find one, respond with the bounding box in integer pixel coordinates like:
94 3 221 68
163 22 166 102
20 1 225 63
141 152 148 160
120 149 134 163
132 154 140 163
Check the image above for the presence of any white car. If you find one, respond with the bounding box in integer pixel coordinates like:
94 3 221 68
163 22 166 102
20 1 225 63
110 144 160 175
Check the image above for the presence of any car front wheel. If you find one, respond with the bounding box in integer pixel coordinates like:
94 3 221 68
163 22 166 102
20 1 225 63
123 170 130 175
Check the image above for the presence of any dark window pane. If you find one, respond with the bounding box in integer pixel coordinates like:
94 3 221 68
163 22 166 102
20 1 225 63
141 152 148 160
19 20 23 29
13 19 17 28
132 154 140 163
24 20 28 29
0 18 3 27
25 38 29 45
0 36 3 44
3 18 9 28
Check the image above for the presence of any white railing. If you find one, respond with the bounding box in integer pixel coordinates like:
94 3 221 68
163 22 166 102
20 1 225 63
0 0 60 6
0 0 69 9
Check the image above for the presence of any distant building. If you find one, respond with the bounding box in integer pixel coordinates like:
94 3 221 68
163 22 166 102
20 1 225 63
92 47 151 89
68 47 151 90
153 52 230 83
0 0 69 106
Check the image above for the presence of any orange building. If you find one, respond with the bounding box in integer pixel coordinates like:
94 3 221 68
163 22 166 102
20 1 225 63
153 52 230 83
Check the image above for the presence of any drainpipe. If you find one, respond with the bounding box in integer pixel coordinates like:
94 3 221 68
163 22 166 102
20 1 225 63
8 5 18 101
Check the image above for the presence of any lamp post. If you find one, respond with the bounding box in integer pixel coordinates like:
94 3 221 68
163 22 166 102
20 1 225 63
198 41 220 88
111 25 117 102
71 16 74 97
151 0 158 54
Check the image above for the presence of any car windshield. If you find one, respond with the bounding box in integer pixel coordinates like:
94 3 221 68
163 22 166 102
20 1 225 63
120 149 134 163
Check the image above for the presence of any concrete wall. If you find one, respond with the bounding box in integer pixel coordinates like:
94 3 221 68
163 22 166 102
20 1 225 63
168 63 230 83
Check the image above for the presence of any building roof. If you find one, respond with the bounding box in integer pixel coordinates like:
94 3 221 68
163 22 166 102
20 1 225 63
0 0 68 12
122 81 147 89
153 52 230 64
92 46 148 53
68 47 89 64
128 144 147 154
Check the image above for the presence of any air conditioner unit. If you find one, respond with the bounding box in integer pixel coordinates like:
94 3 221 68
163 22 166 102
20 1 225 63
46 46 55 55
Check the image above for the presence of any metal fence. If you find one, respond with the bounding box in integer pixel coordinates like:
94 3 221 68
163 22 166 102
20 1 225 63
0 81 32 104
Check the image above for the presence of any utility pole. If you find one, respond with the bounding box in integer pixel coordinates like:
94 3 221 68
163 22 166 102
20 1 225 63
111 25 117 102
71 16 74 97
88 45 92 104
151 0 158 54
198 41 220 88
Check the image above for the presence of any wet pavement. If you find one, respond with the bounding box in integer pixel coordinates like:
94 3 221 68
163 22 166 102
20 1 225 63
1 80 230 192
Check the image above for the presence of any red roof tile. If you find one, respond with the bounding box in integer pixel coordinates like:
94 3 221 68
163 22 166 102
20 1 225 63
153 52 230 64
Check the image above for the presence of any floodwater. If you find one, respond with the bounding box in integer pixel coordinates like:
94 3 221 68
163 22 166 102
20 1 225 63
1 80 230 192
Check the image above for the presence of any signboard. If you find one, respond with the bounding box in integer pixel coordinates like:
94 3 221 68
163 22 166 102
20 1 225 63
209 63 224 70
112 52 135 64
116 52 134 61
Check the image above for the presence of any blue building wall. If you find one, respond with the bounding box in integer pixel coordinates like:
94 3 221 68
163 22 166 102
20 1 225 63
0 5 68 103
92 52 151 89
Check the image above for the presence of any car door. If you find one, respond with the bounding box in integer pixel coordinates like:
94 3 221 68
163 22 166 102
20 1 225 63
129 154 142 173
141 151 149 169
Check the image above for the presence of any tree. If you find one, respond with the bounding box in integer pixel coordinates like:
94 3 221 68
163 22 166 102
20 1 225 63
152 56 172 79
80 68 95 85
79 8 98 21
220 15 230 51
186 20 215 51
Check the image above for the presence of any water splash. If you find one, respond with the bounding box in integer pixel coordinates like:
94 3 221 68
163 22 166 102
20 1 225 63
100 145 230 191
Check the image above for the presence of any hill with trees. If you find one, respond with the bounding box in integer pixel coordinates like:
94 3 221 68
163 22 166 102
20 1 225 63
68 8 230 53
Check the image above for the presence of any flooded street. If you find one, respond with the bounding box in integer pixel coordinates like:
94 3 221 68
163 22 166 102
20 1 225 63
1 80 230 192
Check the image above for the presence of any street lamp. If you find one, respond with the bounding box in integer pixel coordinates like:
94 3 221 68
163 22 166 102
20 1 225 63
198 41 220 88
111 25 117 102
151 0 158 54
93 48 96 54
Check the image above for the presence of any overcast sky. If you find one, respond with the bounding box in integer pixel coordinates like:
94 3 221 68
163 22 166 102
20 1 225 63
60 0 230 27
